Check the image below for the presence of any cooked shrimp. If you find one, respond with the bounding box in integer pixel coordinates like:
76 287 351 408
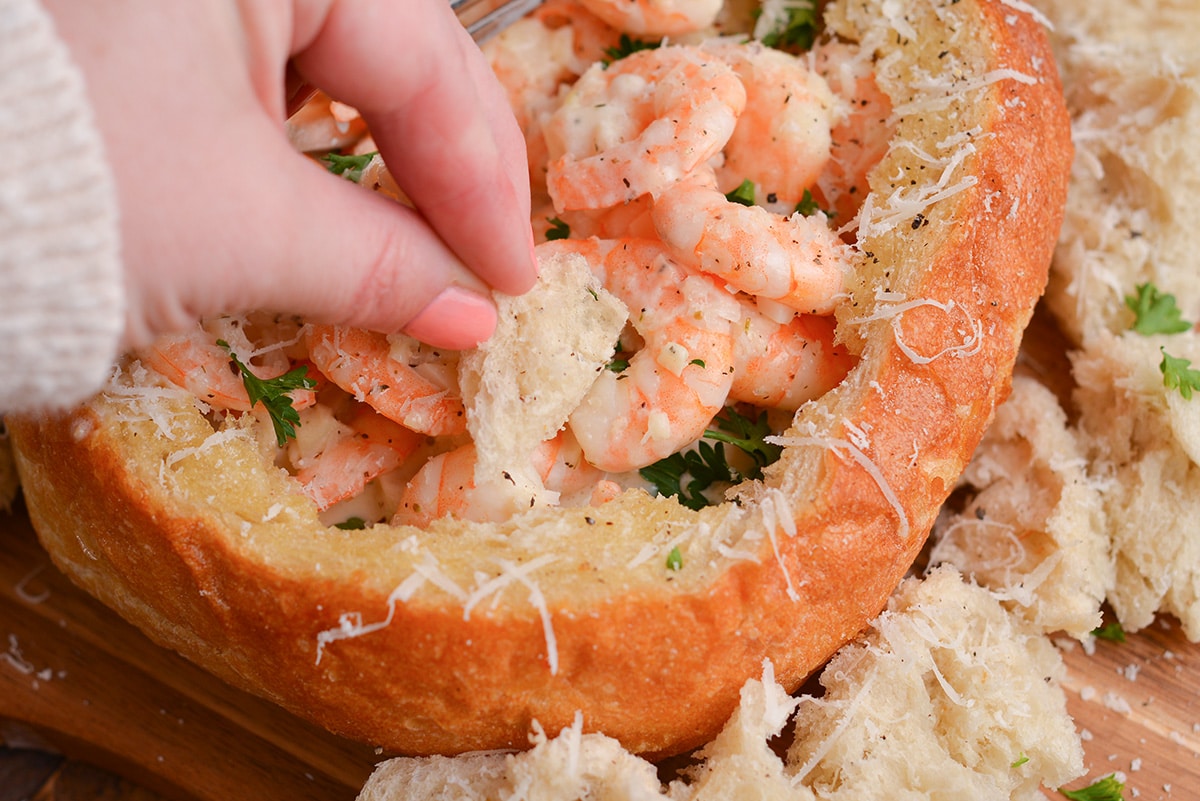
558 193 659 241
293 405 425 512
142 332 254 411
141 315 313 413
730 302 856 410
393 431 608 527
484 2 627 189
576 0 721 37
703 39 837 208
285 91 368 154
810 40 895 226
529 0 625 72
305 325 466 437
539 237 739 472
543 45 746 211
484 11 581 188
650 177 852 315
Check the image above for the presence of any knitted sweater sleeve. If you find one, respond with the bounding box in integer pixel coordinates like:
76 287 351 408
0 0 124 413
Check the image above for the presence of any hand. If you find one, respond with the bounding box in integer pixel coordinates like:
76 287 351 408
42 0 537 351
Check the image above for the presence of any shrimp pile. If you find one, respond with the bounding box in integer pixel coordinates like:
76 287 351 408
139 0 893 529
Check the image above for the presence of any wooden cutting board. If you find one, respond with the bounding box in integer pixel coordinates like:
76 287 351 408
3 490 1199 800
0 503 377 801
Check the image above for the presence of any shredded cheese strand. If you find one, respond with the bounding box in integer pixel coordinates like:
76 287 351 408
891 68 1039 117
163 428 248 469
770 434 910 543
314 552 464 664
790 673 878 784
463 554 560 675
847 296 983 364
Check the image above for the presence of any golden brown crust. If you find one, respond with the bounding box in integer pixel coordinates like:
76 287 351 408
7 0 1071 759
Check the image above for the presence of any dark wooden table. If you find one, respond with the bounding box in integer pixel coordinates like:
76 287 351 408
1 743 167 801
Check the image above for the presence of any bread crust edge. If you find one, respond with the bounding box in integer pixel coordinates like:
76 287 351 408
8 0 1071 759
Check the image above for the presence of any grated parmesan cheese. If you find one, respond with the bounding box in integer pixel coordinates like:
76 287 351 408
771 432 911 543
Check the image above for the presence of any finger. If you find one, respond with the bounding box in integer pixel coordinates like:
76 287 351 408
193 130 500 350
290 0 537 297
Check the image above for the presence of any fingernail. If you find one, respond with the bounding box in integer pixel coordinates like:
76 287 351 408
404 286 497 350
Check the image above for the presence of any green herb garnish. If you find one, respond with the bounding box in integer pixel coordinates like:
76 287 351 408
666 546 683 571
639 440 733 511
794 188 833 218
725 179 757 207
218 339 316 447
756 0 819 51
335 517 368 530
603 34 661 65
607 338 631 373
545 216 571 241
1059 774 1125 801
1011 754 1030 768
639 407 783 510
607 356 631 373
1160 347 1200 400
1091 621 1126 643
1126 282 1192 335
320 151 377 183
702 406 784 476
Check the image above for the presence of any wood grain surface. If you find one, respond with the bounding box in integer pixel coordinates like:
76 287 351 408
0 504 376 801
1055 616 1200 800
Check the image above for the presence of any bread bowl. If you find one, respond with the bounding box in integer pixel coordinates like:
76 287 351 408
6 0 1071 760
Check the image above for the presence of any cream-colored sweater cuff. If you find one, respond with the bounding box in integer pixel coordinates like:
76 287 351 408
0 0 123 413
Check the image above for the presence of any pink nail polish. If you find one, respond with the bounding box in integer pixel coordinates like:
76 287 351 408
404 287 496 350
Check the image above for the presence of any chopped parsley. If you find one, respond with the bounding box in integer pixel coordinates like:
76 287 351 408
756 0 819 51
666 546 683 571
1059 774 1125 801
723 181 832 217
1011 754 1030 768
606 338 631 373
320 151 377 183
545 216 571 241
607 356 631 373
335 516 368 530
603 34 662 65
1091 621 1126 643
639 407 784 510
639 440 731 510
218 339 316 447
1160 347 1200 400
703 406 784 473
795 188 832 218
725 179 757 207
1125 282 1192 335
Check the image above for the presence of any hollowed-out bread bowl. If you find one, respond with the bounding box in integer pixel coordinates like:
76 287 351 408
8 0 1071 758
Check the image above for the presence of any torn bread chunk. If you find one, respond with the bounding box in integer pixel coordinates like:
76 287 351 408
1073 330 1200 638
786 566 1083 800
930 375 1113 639
1032 0 1200 640
457 249 627 513
1040 0 1200 347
